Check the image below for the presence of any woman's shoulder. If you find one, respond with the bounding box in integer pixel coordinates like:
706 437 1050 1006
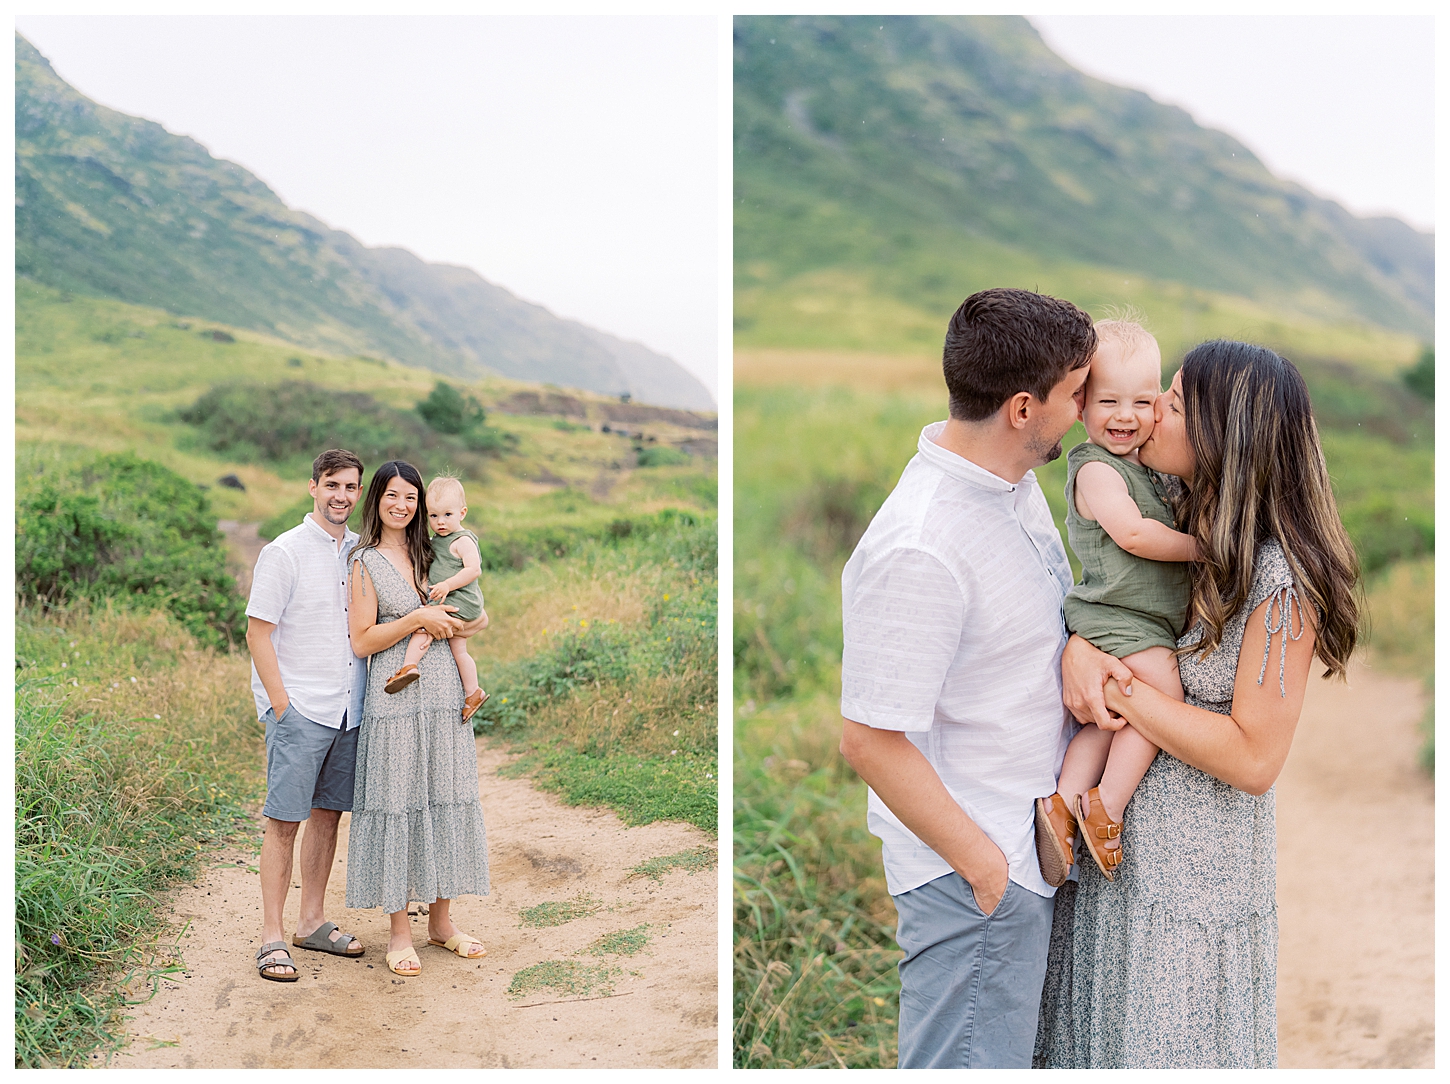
351 544 383 570
1251 539 1294 598
1247 539 1293 585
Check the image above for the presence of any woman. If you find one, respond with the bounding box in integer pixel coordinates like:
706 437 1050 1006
1035 341 1361 1068
345 460 492 977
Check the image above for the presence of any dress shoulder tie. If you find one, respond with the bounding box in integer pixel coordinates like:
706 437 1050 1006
1257 583 1304 697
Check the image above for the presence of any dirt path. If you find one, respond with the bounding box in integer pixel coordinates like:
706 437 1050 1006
1276 658 1433 1068
111 741 717 1069
216 520 266 598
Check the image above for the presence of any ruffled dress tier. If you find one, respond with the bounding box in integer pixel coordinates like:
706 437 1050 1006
345 546 490 914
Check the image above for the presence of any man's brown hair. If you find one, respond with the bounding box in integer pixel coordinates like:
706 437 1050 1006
312 448 364 482
942 289 1097 421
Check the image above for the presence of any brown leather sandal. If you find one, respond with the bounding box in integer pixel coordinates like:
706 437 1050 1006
461 688 489 723
1034 793 1078 888
384 664 421 694
1074 787 1123 882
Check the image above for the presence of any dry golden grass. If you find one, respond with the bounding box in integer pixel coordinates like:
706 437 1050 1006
525 666 716 760
24 603 261 787
734 349 943 395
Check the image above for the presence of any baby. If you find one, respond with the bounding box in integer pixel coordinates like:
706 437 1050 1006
1035 320 1197 886
383 475 489 723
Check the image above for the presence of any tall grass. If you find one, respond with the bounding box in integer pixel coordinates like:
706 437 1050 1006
15 605 261 1068
474 511 718 832
734 694 900 1068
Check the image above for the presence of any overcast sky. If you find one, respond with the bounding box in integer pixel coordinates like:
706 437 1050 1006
1030 14 1434 232
16 14 720 399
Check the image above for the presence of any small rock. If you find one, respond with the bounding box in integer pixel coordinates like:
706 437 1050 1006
219 474 246 491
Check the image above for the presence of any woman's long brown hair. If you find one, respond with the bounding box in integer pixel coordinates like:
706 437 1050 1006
1178 340 1360 678
354 460 432 601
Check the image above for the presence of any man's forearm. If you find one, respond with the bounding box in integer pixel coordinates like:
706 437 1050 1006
246 622 288 712
839 720 1007 900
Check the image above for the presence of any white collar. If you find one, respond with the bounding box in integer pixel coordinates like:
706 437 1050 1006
917 421 1036 495
300 512 356 551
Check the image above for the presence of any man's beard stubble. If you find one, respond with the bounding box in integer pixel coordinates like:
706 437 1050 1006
1026 426 1064 467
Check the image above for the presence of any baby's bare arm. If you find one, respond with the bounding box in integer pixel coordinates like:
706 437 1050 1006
1075 460 1199 562
441 535 483 590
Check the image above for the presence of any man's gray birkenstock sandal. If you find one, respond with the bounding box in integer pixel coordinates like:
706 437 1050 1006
256 941 300 982
292 921 364 957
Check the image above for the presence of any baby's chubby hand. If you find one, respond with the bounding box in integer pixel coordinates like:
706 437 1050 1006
428 583 449 602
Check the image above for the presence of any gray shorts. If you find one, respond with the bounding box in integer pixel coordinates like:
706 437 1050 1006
262 704 358 822
893 872 1055 1068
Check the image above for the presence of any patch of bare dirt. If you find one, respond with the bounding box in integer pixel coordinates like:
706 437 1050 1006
1276 658 1433 1067
216 521 266 598
111 741 717 1069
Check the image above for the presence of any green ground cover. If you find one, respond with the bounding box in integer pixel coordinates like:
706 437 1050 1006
733 356 1433 1067
476 512 719 832
15 607 260 1068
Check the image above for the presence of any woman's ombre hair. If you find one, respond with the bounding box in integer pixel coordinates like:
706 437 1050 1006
1178 340 1360 678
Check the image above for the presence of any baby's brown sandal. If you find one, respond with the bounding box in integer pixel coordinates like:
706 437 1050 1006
1074 787 1124 882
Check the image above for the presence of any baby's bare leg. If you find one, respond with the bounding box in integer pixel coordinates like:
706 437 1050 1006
1096 646 1184 822
401 628 431 670
449 635 478 696
1056 724 1113 811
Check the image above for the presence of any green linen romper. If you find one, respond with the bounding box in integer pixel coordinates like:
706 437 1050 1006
1061 441 1191 658
427 529 485 622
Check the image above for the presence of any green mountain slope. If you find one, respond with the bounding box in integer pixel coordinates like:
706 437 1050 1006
15 33 713 410
734 15 1433 358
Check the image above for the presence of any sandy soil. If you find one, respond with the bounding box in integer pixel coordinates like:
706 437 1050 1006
111 741 718 1069
1276 659 1433 1068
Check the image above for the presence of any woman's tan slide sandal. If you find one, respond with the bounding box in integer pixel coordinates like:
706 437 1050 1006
384 664 421 694
428 933 487 958
386 947 421 976
1074 787 1123 882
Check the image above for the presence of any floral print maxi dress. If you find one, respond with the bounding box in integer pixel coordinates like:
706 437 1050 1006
1035 541 1298 1068
345 546 490 913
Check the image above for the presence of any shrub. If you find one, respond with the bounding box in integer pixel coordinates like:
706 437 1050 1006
16 453 246 649
637 445 693 467
417 380 486 435
179 380 435 464
417 380 515 453
1402 346 1433 401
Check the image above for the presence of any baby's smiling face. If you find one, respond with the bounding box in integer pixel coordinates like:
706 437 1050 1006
1081 337 1163 462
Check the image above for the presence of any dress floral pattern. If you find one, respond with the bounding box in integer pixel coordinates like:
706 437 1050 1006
1035 541 1296 1068
345 546 490 913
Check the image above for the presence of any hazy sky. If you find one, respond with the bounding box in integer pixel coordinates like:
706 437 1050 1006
16 14 720 399
1031 14 1434 232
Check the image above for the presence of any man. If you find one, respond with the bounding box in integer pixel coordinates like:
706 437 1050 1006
246 449 460 980
837 288 1097 1066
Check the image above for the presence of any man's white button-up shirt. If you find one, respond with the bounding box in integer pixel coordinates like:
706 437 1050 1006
247 514 364 729
841 421 1077 898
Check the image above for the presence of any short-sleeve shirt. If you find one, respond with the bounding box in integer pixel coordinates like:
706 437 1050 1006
246 514 365 729
840 422 1077 898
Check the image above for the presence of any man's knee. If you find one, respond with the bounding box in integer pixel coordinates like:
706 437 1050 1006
265 817 301 843
308 807 342 831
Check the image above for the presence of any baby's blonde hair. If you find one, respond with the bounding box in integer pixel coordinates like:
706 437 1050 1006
426 473 466 507
1093 306 1157 356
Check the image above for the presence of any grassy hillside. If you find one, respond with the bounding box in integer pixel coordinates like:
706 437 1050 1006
15 33 713 409
734 15 1431 369
16 278 716 534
